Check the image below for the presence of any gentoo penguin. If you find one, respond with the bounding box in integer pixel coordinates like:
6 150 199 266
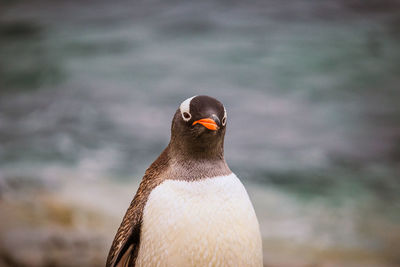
106 95 262 267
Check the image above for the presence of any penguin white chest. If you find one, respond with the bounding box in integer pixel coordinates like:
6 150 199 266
136 173 263 267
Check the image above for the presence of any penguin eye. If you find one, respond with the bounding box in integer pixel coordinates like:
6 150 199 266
180 95 196 122
222 116 226 126
182 112 191 121
222 107 227 126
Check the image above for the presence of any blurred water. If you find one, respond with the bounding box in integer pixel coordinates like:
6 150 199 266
1 0 400 266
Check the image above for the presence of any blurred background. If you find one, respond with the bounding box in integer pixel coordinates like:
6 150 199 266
1 0 400 266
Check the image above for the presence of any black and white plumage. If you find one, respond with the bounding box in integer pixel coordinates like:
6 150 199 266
106 95 262 267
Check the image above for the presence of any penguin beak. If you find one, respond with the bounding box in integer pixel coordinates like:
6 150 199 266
192 118 219 131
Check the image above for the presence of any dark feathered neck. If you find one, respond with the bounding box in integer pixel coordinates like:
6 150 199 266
161 143 231 181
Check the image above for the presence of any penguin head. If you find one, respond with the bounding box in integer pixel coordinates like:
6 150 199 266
170 95 227 158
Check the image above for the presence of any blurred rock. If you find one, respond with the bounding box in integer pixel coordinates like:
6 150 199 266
0 189 113 267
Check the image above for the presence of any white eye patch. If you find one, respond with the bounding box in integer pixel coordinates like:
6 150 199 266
222 106 227 126
180 95 197 121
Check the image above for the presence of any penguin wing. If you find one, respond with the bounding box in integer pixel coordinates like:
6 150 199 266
106 192 144 267
107 149 169 267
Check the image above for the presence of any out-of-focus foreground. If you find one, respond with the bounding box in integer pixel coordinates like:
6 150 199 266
1 0 400 266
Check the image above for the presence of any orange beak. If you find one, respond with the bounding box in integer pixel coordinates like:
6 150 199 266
192 118 219 131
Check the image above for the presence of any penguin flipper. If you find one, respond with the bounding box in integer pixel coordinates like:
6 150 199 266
115 242 136 267
106 194 143 267
107 149 169 267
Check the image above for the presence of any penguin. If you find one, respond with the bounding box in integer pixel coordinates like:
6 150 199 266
106 95 263 267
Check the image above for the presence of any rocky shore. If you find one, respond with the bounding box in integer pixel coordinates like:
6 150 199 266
0 174 398 267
